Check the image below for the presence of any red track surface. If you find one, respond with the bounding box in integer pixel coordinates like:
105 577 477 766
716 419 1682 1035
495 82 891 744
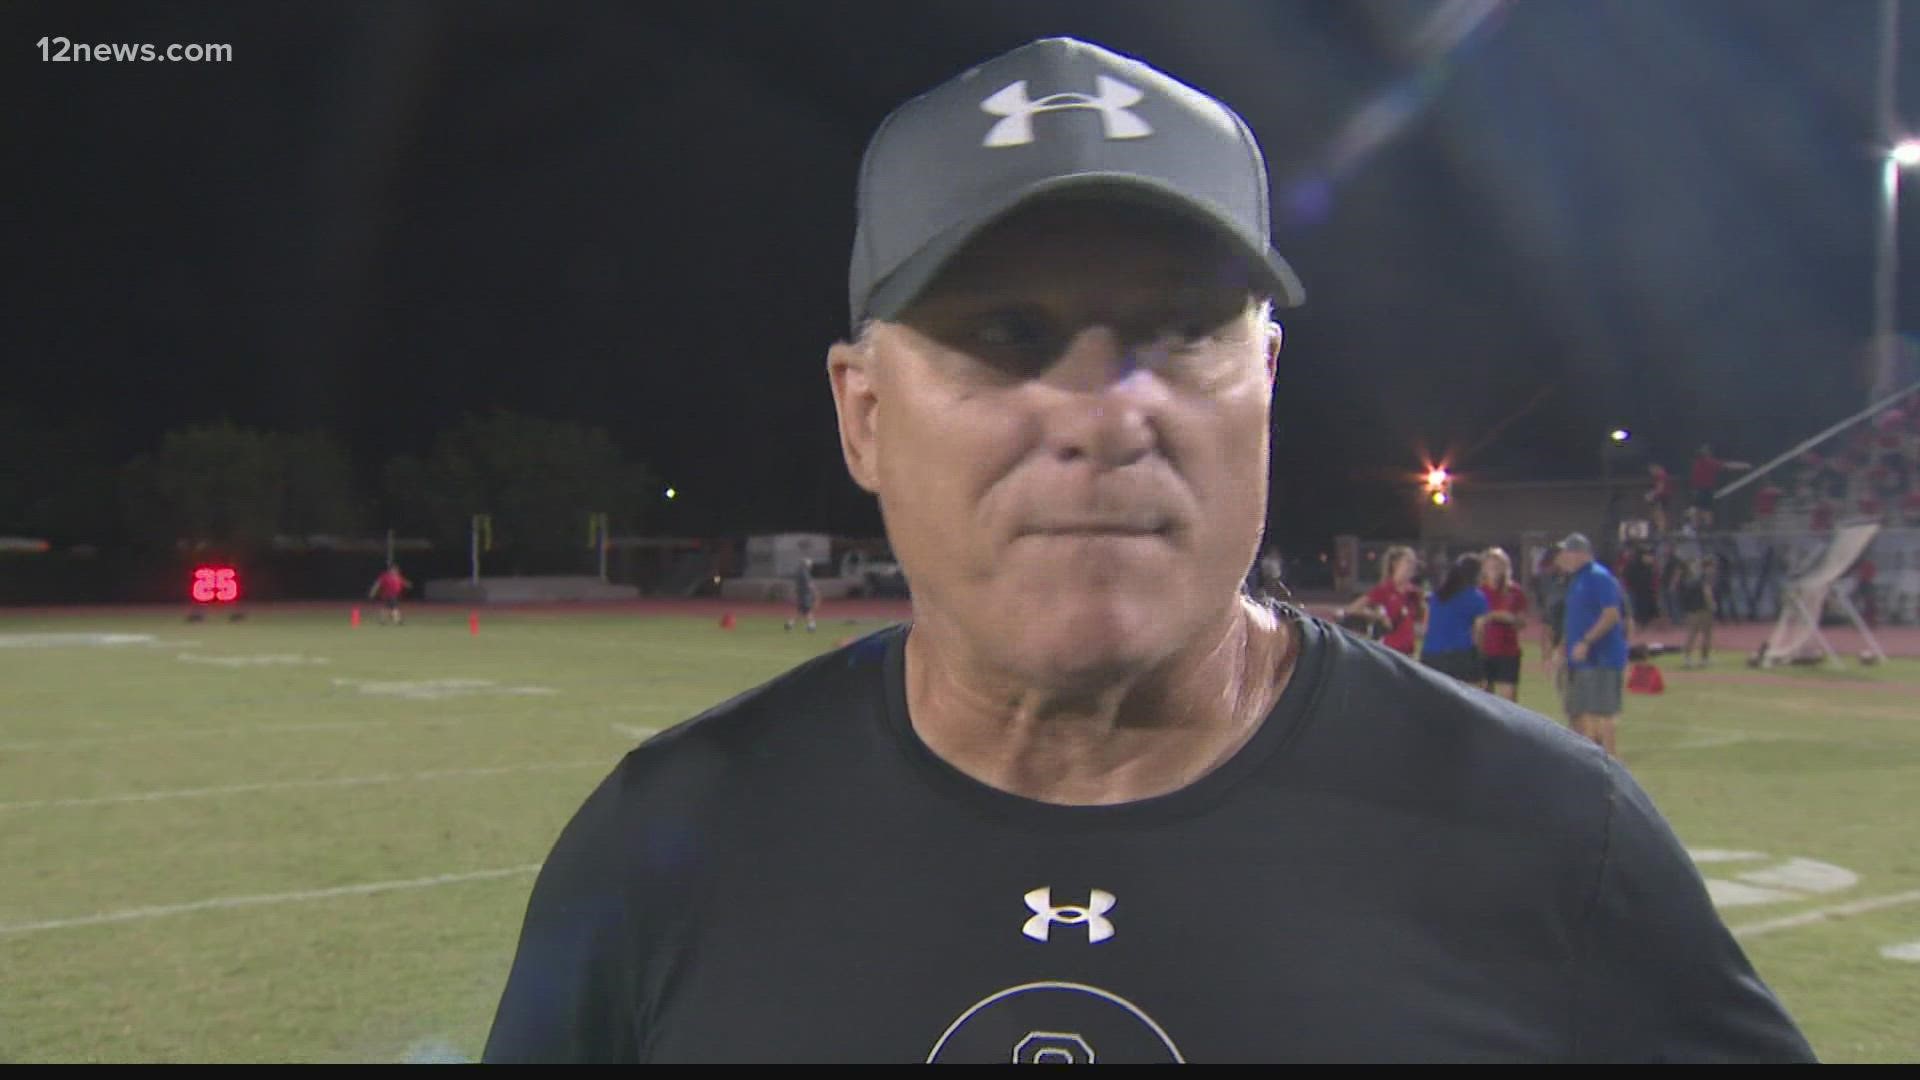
8 597 1920 658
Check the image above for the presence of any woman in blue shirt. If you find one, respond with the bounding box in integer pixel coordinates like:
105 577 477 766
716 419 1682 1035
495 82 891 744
1421 553 1491 684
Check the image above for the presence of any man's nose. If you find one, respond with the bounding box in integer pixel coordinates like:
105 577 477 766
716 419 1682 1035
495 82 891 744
1040 326 1158 467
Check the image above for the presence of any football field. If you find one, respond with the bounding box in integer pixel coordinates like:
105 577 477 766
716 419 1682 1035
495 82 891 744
1 604 1916 1062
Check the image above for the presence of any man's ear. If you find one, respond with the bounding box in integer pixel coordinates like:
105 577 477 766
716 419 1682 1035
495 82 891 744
1264 319 1283 387
827 338 881 494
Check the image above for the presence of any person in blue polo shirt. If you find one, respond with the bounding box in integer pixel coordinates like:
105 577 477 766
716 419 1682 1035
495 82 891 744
1554 532 1629 757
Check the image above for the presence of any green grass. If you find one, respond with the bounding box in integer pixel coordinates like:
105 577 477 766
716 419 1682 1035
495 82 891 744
1 608 1916 1062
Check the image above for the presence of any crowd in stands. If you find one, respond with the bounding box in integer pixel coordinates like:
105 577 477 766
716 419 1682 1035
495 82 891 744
1737 405 1920 534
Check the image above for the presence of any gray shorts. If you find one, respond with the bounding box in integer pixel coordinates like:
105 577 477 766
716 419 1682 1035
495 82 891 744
1564 665 1624 718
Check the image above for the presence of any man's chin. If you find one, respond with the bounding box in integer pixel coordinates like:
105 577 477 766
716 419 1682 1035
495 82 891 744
997 604 1175 685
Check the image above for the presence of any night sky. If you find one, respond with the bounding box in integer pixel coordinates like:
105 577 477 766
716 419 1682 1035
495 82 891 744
10 0 1920 549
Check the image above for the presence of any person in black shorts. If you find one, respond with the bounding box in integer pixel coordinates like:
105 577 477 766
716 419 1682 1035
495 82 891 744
484 38 1813 1064
1477 547 1528 702
1677 559 1716 669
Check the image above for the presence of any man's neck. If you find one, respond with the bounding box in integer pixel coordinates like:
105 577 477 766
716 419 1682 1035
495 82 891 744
903 599 1298 806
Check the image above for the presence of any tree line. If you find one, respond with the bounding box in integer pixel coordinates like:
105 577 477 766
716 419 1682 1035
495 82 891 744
1 407 658 559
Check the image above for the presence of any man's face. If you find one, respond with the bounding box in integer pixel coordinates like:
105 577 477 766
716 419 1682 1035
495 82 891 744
1555 549 1587 574
828 200 1281 688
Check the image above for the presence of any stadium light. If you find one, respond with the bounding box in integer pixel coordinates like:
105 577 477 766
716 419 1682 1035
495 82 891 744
1609 428 1630 443
1877 137 1920 396
664 487 677 500
1430 489 1449 507
1424 466 1449 491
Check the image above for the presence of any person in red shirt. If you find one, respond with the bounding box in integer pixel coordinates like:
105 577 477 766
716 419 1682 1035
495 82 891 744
1341 545 1423 656
368 563 413 625
1643 463 1673 535
1477 547 1528 701
1687 443 1752 531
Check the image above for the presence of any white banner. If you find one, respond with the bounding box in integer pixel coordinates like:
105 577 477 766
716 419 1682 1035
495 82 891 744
1762 522 1880 662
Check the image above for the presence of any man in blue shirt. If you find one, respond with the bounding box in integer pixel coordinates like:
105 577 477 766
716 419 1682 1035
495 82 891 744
1554 532 1629 758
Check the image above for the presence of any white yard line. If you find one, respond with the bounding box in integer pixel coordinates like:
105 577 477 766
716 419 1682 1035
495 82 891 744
1731 889 1920 939
0 760 605 811
1693 691 1920 725
0 710 530 751
1658 732 1759 751
0 719 401 751
0 865 542 937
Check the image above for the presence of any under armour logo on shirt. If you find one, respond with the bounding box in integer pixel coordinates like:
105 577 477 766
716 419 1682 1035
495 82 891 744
980 77 1152 147
1023 887 1116 943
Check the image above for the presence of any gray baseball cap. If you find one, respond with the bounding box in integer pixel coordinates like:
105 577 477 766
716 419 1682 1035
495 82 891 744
848 37 1306 330
1556 532 1594 555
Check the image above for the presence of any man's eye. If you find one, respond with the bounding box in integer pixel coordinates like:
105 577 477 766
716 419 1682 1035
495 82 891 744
1132 324 1218 364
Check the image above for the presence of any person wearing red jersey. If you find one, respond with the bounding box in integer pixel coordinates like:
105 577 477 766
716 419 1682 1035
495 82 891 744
1341 545 1423 656
368 563 412 625
1687 444 1751 531
1478 547 1529 702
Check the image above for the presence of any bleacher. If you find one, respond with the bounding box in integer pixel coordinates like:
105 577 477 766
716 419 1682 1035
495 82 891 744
1740 405 1920 535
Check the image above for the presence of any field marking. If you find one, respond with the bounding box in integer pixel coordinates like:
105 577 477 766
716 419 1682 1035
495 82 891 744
1637 710 1912 751
1731 889 1920 939
0 632 157 648
0 759 606 811
177 653 331 667
3 706 687 752
0 717 467 752
1688 849 1863 910
1631 718 1773 737
610 723 657 742
400 1038 473 1064
1630 721 1797 752
1690 671 1920 697
1690 849 1768 863
330 677 559 700
1693 690 1920 726
1658 732 1766 752
0 865 541 937
1881 940 1920 962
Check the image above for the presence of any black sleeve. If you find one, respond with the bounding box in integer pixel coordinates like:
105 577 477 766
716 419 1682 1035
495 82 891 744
483 770 641 1063
1572 759 1818 1062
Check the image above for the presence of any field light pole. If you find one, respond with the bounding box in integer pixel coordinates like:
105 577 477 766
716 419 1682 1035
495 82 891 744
1601 428 1629 546
1874 138 1920 397
1873 0 1919 397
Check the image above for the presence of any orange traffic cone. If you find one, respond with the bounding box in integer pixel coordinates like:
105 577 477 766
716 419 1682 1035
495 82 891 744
719 611 737 630
469 610 480 636
350 607 361 628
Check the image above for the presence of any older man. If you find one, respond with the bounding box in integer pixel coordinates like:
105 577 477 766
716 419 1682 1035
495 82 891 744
1555 532 1629 757
485 38 1812 1063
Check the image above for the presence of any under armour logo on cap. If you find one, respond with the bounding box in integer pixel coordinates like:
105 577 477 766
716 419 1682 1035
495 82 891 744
1023 887 1116 943
979 76 1153 147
